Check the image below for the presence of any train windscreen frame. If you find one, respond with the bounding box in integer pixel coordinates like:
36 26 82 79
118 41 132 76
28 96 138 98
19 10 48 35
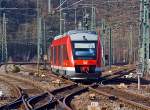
72 41 97 60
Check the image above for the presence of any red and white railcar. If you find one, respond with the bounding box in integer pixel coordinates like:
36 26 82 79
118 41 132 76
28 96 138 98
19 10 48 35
50 30 102 80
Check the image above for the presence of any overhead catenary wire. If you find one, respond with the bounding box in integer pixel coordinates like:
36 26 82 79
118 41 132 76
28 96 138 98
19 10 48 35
68 0 85 8
0 8 37 10
55 0 85 11
56 0 68 10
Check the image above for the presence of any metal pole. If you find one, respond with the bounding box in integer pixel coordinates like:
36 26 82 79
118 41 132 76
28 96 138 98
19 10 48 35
0 2 1 62
63 13 66 32
38 17 43 72
2 13 7 72
91 0 94 30
43 19 47 69
101 19 106 66
109 27 112 68
143 0 148 73
91 0 96 30
138 0 149 75
138 0 144 74
37 0 39 74
60 0 62 35
144 0 149 74
129 25 133 64
138 73 141 90
4 13 7 72
75 8 77 30
91 7 96 30
48 0 51 14
2 17 4 62
37 0 42 74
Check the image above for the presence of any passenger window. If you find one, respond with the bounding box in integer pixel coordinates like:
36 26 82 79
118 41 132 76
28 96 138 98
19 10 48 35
58 46 61 65
63 45 68 60
51 47 53 64
54 46 57 64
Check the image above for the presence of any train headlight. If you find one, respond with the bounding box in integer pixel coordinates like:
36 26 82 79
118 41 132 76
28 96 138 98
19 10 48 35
109 70 112 73
64 62 68 66
83 60 88 65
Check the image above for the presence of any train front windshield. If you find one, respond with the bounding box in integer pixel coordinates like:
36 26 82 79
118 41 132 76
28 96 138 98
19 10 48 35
72 42 97 60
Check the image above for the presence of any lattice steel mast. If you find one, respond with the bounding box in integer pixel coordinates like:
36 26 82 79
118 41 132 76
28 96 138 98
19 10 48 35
138 0 149 75
91 0 96 30
37 0 43 73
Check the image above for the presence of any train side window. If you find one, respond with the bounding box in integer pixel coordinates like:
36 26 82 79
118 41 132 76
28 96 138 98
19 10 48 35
51 47 53 64
61 45 63 65
54 46 57 64
66 45 68 60
53 47 54 64
63 45 65 60
56 46 58 65
53 47 55 64
63 45 68 60
58 46 61 65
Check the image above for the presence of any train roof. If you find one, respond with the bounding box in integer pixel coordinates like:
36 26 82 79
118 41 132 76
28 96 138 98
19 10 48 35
67 30 97 35
54 30 98 41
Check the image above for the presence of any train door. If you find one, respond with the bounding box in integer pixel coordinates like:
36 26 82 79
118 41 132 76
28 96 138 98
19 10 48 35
57 45 62 74
53 46 57 73
50 47 53 66
56 46 59 72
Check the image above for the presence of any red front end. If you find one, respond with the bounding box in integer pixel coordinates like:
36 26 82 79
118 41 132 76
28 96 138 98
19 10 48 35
50 31 102 80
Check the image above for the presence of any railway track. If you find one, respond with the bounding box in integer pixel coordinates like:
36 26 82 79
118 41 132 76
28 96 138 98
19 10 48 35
0 73 44 110
90 68 150 110
1 65 148 110
50 83 88 109
0 66 84 110
27 92 55 110
0 79 20 105
28 67 137 110
90 84 150 110
43 68 149 110
0 75 25 109
20 65 73 84
22 65 141 110
26 84 88 110
100 68 136 85
0 65 78 110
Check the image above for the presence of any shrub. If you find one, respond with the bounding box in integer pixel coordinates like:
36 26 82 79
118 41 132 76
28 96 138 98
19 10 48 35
12 65 20 73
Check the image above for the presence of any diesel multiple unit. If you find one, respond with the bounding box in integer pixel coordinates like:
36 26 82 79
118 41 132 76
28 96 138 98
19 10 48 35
50 30 102 80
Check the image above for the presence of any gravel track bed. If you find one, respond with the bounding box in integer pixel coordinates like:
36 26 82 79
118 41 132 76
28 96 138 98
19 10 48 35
4 70 70 92
71 91 141 110
0 81 18 106
127 84 150 97
17 65 73 90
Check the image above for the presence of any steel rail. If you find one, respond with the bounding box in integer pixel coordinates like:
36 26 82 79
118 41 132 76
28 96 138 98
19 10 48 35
89 84 150 110
50 83 78 95
0 88 29 110
63 87 88 109
0 62 48 66
0 73 44 110
27 92 55 110
49 83 91 110
0 77 23 109
26 84 79 110
100 68 136 85
22 94 30 110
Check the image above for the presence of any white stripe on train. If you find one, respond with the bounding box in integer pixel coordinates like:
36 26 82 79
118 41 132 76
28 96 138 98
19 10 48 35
51 65 75 71
51 65 102 72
